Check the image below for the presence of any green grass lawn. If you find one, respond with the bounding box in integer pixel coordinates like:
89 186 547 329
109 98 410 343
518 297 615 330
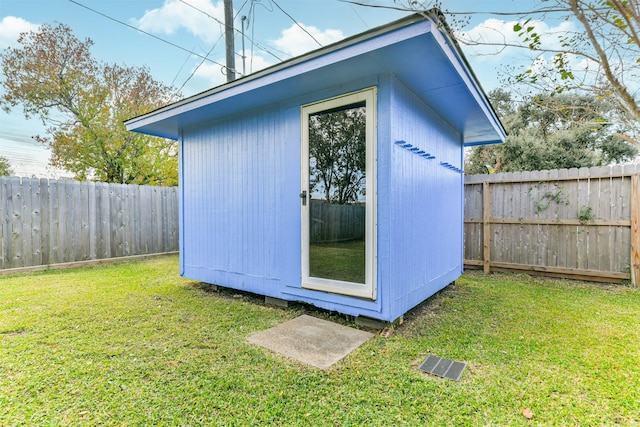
310 239 365 283
1 256 638 426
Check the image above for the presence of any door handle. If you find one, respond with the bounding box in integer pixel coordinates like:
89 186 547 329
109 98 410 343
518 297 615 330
300 190 307 206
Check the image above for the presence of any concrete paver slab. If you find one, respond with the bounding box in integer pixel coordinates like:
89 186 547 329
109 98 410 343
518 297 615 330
246 315 374 369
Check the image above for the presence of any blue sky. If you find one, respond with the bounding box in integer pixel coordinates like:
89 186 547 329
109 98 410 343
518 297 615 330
0 0 567 178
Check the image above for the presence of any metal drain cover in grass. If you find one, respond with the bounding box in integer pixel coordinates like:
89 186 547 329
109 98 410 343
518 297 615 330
418 354 466 381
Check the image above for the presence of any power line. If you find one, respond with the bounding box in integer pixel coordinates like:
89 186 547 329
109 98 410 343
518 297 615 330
339 0 589 16
250 0 257 71
176 0 250 90
171 44 200 87
179 0 227 30
246 0 279 71
180 0 285 58
173 0 253 90
67 0 234 72
251 38 286 61
270 0 323 47
178 32 226 91
348 3 370 28
240 0 303 72
180 0 286 62
244 0 290 61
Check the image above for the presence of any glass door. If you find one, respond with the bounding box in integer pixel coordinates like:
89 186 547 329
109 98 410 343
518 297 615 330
301 88 376 299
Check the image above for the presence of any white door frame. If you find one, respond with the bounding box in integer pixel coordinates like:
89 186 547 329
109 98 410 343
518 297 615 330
300 87 377 300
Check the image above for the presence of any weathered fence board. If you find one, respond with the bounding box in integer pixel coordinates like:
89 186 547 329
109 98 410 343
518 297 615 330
632 174 640 287
309 200 365 243
0 177 179 270
464 164 640 286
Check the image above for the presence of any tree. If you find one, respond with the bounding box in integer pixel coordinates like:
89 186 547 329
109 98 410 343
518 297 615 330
349 1 640 146
507 0 640 146
309 106 366 204
0 156 13 176
1 23 181 185
465 89 638 174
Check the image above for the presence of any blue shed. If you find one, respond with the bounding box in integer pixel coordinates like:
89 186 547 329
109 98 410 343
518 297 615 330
126 10 506 322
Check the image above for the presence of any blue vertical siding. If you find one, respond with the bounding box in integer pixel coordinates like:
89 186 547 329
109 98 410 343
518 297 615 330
128 14 505 323
374 77 393 318
181 107 286 291
178 76 465 321
385 76 463 319
178 85 384 318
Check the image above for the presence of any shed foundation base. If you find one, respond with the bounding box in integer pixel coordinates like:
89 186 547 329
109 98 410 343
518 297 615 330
355 315 403 330
265 296 292 308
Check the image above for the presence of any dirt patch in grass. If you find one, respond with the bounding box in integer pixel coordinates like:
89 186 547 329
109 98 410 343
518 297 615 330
400 282 466 325
0 328 28 336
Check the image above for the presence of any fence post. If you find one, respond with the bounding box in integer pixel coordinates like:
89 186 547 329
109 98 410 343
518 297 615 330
483 181 491 274
631 174 639 288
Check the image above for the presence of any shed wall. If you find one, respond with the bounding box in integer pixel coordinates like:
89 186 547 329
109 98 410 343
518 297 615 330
385 77 463 318
180 106 296 292
179 79 387 319
179 75 465 321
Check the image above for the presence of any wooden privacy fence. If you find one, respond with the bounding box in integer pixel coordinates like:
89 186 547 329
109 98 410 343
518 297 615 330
464 164 640 287
0 177 179 271
310 200 365 243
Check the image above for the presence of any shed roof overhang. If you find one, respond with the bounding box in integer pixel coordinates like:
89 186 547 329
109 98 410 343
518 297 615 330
125 10 506 147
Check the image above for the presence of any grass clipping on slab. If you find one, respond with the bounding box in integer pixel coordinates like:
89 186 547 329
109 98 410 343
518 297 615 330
1 258 639 426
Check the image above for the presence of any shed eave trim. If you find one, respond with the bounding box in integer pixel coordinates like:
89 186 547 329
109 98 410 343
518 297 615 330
125 8 507 144
428 24 506 144
124 13 434 134
464 139 504 147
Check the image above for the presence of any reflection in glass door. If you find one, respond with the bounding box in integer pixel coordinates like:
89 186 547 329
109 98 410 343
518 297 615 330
301 88 376 299
309 104 366 283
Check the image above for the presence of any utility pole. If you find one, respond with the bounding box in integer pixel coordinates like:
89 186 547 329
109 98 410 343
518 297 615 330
224 0 236 82
241 15 247 76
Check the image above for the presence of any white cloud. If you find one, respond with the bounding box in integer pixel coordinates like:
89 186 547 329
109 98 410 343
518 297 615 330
458 18 576 61
192 53 274 87
183 20 346 89
575 57 599 72
133 0 225 44
272 23 344 57
237 53 273 76
190 61 226 88
0 16 39 49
